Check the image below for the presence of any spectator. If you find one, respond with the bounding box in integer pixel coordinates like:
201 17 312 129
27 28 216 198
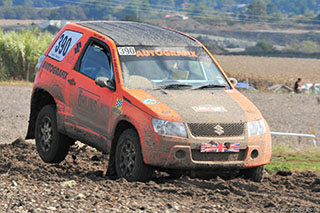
294 78 302 93
311 83 319 94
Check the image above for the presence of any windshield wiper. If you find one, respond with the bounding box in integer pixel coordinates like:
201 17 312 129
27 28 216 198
156 83 193 90
192 83 228 90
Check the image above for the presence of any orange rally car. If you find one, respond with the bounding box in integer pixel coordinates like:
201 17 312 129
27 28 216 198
26 21 272 182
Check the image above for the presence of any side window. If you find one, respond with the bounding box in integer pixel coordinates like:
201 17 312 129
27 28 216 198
79 41 113 80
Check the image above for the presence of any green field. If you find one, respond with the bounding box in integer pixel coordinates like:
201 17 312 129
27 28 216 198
266 145 320 173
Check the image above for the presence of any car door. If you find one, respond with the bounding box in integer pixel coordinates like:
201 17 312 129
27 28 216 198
65 37 115 150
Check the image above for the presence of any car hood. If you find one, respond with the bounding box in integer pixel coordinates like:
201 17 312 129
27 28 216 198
146 89 247 124
124 88 262 124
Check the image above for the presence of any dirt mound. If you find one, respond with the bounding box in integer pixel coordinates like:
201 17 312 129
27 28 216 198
1 138 319 212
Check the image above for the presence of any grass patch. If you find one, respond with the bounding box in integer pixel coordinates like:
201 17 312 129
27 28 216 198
0 80 33 86
266 145 320 173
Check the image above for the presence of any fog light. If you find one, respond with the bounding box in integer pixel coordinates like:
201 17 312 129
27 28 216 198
175 150 186 159
251 149 259 159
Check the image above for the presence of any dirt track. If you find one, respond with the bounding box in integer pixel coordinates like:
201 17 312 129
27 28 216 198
1 138 320 212
1 85 320 212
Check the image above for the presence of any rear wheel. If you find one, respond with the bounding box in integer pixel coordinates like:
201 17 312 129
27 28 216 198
35 105 73 163
115 129 154 182
241 166 265 182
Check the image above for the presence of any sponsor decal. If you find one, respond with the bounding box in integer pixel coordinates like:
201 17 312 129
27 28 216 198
93 33 106 41
135 49 197 58
116 98 123 108
162 110 171 114
48 30 83 61
118 47 136 55
112 98 123 114
192 105 227 113
42 61 68 80
77 88 99 113
143 99 158 105
74 42 82 54
111 48 120 84
201 142 240 153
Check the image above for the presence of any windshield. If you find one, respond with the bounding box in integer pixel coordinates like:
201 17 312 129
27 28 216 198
118 46 230 90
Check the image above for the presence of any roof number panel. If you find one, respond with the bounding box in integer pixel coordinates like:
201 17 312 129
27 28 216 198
48 30 83 62
117 47 136 55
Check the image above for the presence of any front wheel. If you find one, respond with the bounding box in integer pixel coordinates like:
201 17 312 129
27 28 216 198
241 165 265 182
35 105 73 163
115 129 154 182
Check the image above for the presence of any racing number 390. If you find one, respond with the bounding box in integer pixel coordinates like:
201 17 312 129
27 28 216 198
48 30 82 62
55 34 72 56
118 47 136 55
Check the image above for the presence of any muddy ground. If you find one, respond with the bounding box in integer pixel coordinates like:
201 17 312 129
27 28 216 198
1 85 320 212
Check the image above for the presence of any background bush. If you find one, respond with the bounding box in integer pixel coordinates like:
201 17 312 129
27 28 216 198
245 41 276 53
0 29 53 81
284 40 320 54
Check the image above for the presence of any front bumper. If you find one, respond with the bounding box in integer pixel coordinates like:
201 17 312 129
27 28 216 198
142 132 272 170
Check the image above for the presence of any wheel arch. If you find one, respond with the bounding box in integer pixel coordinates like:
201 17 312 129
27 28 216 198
26 88 56 139
111 120 140 152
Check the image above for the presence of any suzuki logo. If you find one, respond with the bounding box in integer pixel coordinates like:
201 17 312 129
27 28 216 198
214 125 224 135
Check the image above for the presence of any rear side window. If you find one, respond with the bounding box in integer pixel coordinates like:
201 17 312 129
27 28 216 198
79 42 113 80
48 30 83 62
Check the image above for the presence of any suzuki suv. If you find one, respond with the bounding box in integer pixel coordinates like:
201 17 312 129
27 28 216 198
26 21 271 182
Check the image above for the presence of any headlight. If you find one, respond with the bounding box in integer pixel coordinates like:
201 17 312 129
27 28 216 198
152 118 187 137
248 119 266 137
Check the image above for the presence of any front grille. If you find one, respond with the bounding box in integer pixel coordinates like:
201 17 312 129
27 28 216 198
191 149 247 162
187 123 245 137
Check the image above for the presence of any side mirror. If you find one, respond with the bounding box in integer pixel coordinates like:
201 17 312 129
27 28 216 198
229 77 238 87
95 77 115 90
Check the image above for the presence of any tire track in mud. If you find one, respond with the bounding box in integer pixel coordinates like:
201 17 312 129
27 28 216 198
0 138 319 212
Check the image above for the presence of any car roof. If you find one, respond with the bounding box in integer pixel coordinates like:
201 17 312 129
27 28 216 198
77 21 200 47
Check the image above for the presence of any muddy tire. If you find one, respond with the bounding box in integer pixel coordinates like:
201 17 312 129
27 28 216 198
115 129 154 182
241 166 265 182
35 105 72 163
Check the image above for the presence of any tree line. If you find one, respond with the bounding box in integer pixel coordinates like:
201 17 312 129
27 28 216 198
0 0 319 23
